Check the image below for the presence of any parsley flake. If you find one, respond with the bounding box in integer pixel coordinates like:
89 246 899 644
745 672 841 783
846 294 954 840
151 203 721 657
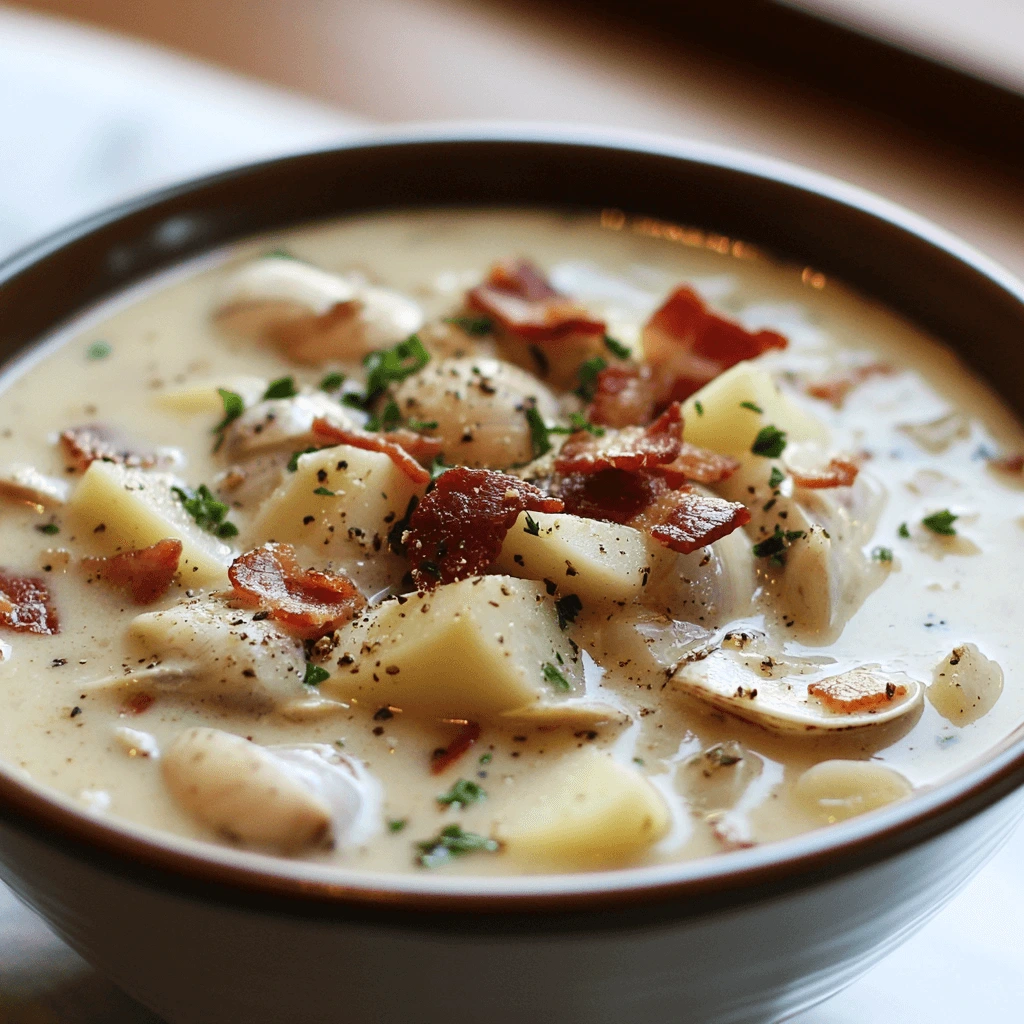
36 523 60 535
388 818 408 833
694 401 705 416
363 334 430 403
603 334 631 359
263 376 298 400
416 824 499 868
429 456 449 480
751 527 787 559
555 593 583 630
525 406 551 459
549 412 605 437
318 371 345 392
479 752 493 765
751 425 787 458
574 356 607 401
366 399 402 432
898 522 911 538
437 778 486 809
922 509 958 536
86 340 111 360
212 388 245 444
523 512 541 536
303 663 330 686
542 661 572 692
313 486 335 496
444 315 493 336
405 417 439 432
872 546 894 562
171 484 239 538
740 401 763 413
768 466 785 489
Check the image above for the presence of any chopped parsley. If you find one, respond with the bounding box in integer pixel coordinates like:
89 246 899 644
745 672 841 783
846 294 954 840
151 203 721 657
318 371 346 392
555 593 583 630
574 356 607 401
523 512 541 536
751 526 805 562
416 824 499 868
525 406 551 459
366 399 402 432
405 417 439 432
542 661 572 692
313 486 335 496
86 340 111 360
479 752 493 765
444 315 493 336
388 818 408 833
603 334 631 359
262 376 298 400
303 663 330 686
768 466 786 489
35 523 59 535
362 334 430 403
549 412 605 437
287 446 321 471
437 778 486 808
429 455 449 480
694 401 704 416
898 522 911 538
213 388 245 443
922 509 958 536
751 425 787 458
265 248 297 260
171 484 238 538
871 546 894 562
740 401 763 413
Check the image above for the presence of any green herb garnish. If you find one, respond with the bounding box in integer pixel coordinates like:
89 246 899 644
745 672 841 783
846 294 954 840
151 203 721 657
523 512 541 536
213 388 245 441
872 546 893 562
265 248 297 260
922 509 958 536
603 334 631 359
303 663 330 686
740 401 763 413
479 752 493 765
574 356 608 401
415 824 499 868
525 406 551 459
171 484 238 538
366 399 402 432
35 523 59 535
549 412 605 437
405 418 439 432
445 315 493 336
318 371 346 392
363 334 430 402
768 466 785 489
555 593 583 630
263 376 298 400
86 340 111 360
694 401 704 416
429 456 449 480
752 527 786 559
313 486 335 496
542 661 572 692
437 778 486 809
388 818 408 833
898 522 911 538
751 425 787 458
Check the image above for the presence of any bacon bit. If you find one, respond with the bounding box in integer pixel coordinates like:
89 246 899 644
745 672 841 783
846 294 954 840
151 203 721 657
430 721 482 774
467 260 605 342
121 692 155 716
557 469 671 524
227 542 365 640
642 491 752 555
404 468 563 587
60 424 160 473
588 364 657 428
990 453 1024 474
311 418 437 485
805 363 892 407
655 443 740 487
791 458 859 490
808 668 908 714
82 539 182 605
643 287 787 402
555 402 683 476
0 569 59 635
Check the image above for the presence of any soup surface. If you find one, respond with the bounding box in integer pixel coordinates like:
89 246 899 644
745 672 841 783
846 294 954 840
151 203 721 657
0 208 1021 876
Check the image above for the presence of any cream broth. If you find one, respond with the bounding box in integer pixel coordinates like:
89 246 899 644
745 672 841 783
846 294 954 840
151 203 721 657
0 207 1022 875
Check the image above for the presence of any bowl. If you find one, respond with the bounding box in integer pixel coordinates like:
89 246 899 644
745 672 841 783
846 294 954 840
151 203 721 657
2 126 1024 1024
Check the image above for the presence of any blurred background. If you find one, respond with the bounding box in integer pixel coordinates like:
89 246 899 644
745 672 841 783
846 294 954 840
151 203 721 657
2 0 1024 1020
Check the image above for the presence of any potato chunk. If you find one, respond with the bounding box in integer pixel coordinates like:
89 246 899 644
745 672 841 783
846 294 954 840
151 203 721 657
324 575 583 720
497 748 669 868
681 361 827 457
795 759 912 823
493 511 659 603
67 461 232 586
928 643 1003 726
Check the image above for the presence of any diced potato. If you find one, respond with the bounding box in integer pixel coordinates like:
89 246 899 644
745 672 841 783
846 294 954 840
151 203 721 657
794 759 912 823
928 643 1003 726
67 461 232 586
493 511 660 603
155 376 268 415
248 444 425 562
324 575 583 720
497 748 669 868
681 361 827 457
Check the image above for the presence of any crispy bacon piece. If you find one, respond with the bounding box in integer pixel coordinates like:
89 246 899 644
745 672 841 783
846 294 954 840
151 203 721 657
82 539 182 605
404 468 563 587
227 542 365 640
60 424 161 473
808 669 908 714
466 260 605 342
588 364 657 428
805 363 892 407
557 469 670 524
641 491 751 555
311 418 438 485
655 443 740 487
0 569 59 635
791 458 859 490
555 402 683 476
430 721 482 774
643 287 787 402
990 453 1024 474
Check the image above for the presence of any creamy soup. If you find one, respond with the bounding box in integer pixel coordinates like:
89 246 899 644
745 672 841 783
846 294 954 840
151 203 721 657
0 208 1021 876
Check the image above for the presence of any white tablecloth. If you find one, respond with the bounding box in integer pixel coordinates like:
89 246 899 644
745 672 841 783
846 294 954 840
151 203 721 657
0 6 1021 1020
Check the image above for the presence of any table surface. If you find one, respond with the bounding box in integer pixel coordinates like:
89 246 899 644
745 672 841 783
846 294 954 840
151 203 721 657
0 5 1022 1021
